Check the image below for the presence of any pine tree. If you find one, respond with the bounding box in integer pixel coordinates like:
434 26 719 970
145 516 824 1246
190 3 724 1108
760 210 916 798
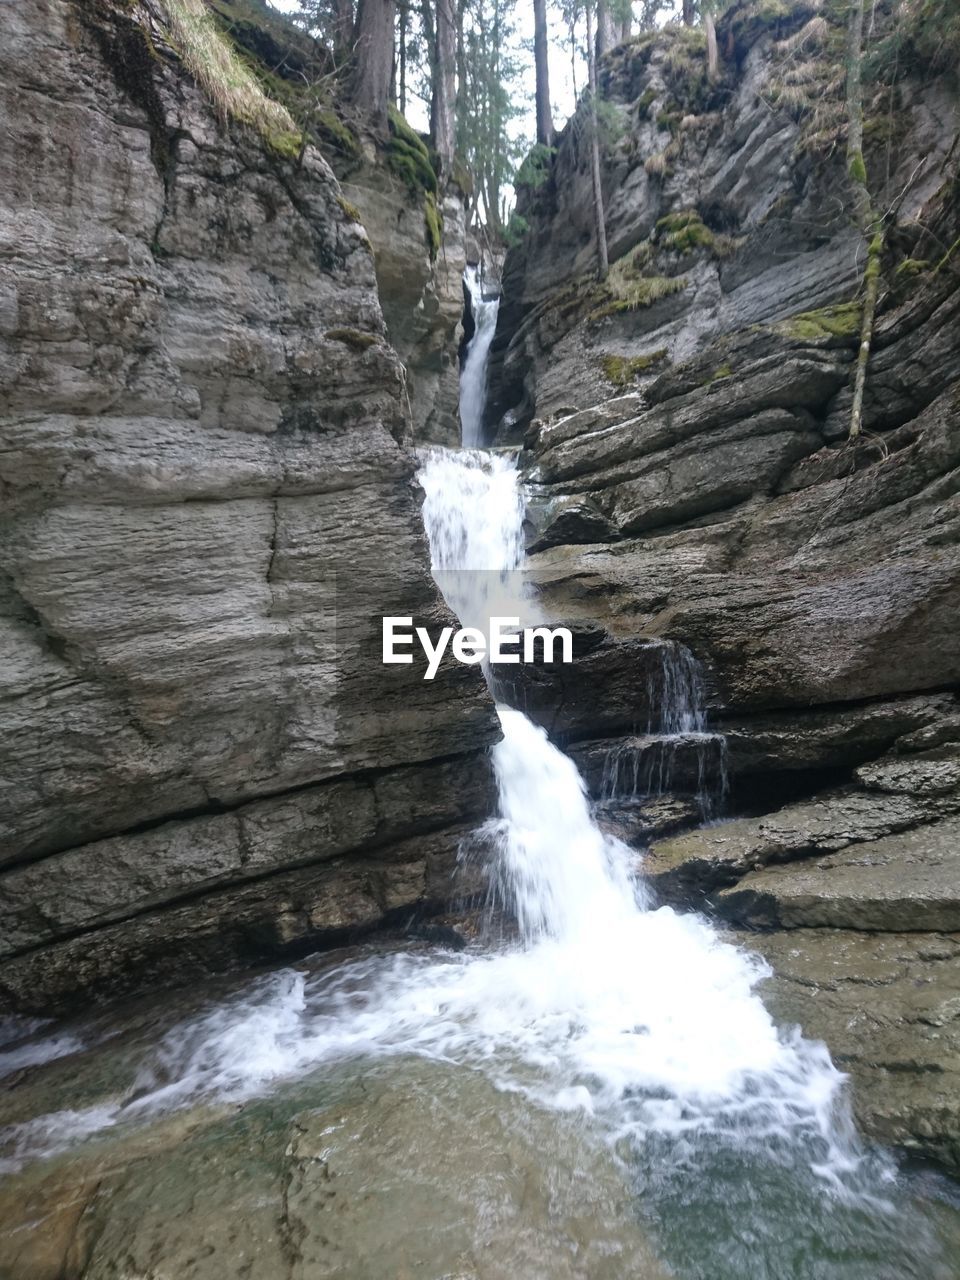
534 0 554 146
844 0 882 441
353 0 396 120
584 2 609 278
431 0 457 171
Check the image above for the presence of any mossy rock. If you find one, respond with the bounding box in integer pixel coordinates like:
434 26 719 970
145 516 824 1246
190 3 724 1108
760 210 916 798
316 109 362 158
637 88 657 118
325 327 379 351
656 209 715 254
848 149 868 185
934 235 960 275
424 192 442 259
778 301 862 342
589 276 687 322
337 195 363 224
656 109 683 133
601 348 669 387
387 105 438 195
263 127 302 160
644 151 670 177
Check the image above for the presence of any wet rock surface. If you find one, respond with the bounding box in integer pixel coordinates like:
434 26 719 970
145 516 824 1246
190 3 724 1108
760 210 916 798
641 745 960 1170
745 929 960 1172
0 1032 670 1280
718 816 960 931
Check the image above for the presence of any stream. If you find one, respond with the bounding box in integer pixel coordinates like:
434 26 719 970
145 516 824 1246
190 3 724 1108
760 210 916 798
1 270 959 1279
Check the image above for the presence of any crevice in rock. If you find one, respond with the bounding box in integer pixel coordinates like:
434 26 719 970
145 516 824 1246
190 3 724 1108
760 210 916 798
0 741 494 877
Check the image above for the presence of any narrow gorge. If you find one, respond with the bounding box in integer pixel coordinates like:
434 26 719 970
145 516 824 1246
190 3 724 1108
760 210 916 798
1 0 959 1276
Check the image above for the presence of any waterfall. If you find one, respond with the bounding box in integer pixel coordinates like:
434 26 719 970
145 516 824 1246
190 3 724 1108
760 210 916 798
459 264 500 448
5 274 953 1280
599 639 729 815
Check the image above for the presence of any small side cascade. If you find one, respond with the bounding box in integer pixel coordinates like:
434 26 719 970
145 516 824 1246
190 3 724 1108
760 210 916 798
600 640 728 818
459 264 500 448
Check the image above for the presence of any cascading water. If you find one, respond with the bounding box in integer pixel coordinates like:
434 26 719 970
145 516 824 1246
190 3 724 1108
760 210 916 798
599 639 729 815
459 263 500 448
3 278 959 1279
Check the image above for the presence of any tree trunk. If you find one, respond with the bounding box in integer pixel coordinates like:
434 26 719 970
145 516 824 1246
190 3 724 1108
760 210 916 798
353 0 396 122
682 0 695 26
585 4 609 279
705 11 718 79
398 1 407 112
845 0 866 197
431 0 457 172
619 15 631 41
533 0 554 146
334 0 354 59
849 231 882 440
844 0 880 441
597 0 617 57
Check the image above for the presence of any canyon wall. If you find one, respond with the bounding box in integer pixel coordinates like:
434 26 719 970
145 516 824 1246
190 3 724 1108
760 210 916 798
494 2 960 1168
0 0 496 1010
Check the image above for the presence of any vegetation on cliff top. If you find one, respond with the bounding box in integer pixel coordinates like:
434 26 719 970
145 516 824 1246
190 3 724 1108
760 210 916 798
167 0 301 156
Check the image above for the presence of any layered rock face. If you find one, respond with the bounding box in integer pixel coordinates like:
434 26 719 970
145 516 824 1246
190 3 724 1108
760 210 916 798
0 0 497 1010
493 5 960 1167
341 172 466 446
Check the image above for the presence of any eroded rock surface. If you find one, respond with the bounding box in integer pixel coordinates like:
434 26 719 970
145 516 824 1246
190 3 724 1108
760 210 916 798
487 2 960 1174
746 929 960 1172
0 0 497 1009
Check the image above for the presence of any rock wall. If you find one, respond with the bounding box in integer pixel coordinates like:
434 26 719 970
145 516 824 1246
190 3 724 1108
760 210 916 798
492 7 956 431
493 2 960 1168
206 0 468 445
0 0 497 1010
341 169 466 447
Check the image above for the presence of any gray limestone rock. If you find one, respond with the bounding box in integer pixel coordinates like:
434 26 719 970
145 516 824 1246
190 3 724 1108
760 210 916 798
0 0 498 1009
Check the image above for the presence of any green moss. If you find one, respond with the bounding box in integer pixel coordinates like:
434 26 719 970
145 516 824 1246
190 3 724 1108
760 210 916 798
388 137 438 194
709 363 733 381
387 108 439 195
656 209 712 254
264 127 302 159
637 88 657 118
895 257 929 277
424 192 442 259
325 327 378 351
589 276 687 322
601 348 669 387
337 195 362 224
779 301 862 341
848 149 868 185
316 109 362 158
656 109 683 133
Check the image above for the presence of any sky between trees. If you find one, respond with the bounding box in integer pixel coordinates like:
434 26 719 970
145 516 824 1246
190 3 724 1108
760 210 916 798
266 0 689 222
